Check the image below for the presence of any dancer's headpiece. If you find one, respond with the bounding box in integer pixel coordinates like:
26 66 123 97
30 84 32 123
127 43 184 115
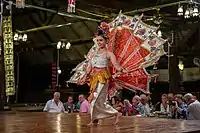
95 20 110 40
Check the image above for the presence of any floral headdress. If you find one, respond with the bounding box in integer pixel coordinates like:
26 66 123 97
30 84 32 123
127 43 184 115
95 20 110 40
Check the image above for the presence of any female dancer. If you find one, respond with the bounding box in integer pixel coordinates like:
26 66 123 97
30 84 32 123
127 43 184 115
80 31 128 126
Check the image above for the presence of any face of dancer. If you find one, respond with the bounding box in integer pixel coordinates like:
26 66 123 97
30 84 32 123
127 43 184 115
96 36 106 49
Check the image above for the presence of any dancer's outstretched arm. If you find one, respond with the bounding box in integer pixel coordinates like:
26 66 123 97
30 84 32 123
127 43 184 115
107 51 129 73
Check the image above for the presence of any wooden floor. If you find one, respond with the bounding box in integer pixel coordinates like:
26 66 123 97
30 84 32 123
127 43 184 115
0 112 200 133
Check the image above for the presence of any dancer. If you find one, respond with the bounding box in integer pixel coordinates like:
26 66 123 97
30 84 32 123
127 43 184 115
68 13 166 126
79 29 128 126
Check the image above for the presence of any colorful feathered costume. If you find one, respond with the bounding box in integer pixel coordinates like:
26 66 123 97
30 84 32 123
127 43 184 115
67 13 166 98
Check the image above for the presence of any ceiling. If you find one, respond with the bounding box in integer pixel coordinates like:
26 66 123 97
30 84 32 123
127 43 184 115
4 0 200 67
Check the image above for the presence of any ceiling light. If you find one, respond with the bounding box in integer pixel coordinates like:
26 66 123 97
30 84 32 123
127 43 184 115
18 34 23 40
57 41 62 49
193 7 199 16
14 33 18 41
22 34 27 42
66 42 71 49
57 69 62 74
178 6 184 16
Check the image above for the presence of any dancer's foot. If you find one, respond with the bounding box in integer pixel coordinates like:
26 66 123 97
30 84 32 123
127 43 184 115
87 122 93 126
87 120 99 126
114 112 122 125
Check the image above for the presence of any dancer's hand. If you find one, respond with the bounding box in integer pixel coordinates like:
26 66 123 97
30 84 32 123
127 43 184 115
122 68 129 73
84 54 88 59
112 72 121 78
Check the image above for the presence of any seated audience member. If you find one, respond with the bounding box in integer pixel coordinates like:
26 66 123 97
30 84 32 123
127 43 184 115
184 93 200 120
43 92 65 113
167 93 174 105
174 94 187 119
64 96 75 113
110 96 123 112
160 94 170 113
79 94 90 113
122 95 141 116
139 94 150 116
147 94 153 108
168 93 177 115
75 101 81 112
193 95 197 100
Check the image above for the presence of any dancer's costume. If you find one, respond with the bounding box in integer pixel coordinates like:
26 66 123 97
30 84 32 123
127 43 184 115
67 13 166 120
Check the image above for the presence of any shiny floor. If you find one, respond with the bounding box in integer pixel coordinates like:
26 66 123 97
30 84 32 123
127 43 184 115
0 112 200 133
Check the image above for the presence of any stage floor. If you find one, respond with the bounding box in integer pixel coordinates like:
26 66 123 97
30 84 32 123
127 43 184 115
0 112 200 133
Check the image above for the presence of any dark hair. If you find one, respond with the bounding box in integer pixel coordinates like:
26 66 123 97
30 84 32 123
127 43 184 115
79 94 85 98
175 94 183 100
96 28 108 40
96 20 109 40
68 96 73 99
110 96 120 105
161 94 168 98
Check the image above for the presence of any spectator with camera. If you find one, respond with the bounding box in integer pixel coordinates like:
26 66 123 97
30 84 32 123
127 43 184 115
172 94 187 119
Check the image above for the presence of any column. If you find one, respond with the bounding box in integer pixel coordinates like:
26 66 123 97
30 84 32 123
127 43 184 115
0 40 4 110
168 31 181 93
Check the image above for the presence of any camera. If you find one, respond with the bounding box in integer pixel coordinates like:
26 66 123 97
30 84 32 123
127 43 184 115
171 101 176 106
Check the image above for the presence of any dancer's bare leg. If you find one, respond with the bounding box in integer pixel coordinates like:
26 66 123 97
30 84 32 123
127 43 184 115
114 112 122 125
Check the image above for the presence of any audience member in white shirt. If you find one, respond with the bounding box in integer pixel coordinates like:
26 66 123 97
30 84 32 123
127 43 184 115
43 92 65 113
184 93 200 120
160 94 170 113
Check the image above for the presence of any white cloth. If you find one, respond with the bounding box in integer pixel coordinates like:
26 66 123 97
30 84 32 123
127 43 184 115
187 100 200 120
90 82 118 120
91 53 108 68
160 103 170 113
43 99 65 113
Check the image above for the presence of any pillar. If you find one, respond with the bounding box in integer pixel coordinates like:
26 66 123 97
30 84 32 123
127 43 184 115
0 40 4 111
168 31 181 93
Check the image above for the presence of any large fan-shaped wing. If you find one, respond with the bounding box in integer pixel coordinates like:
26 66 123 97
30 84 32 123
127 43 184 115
115 68 150 93
107 14 165 93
